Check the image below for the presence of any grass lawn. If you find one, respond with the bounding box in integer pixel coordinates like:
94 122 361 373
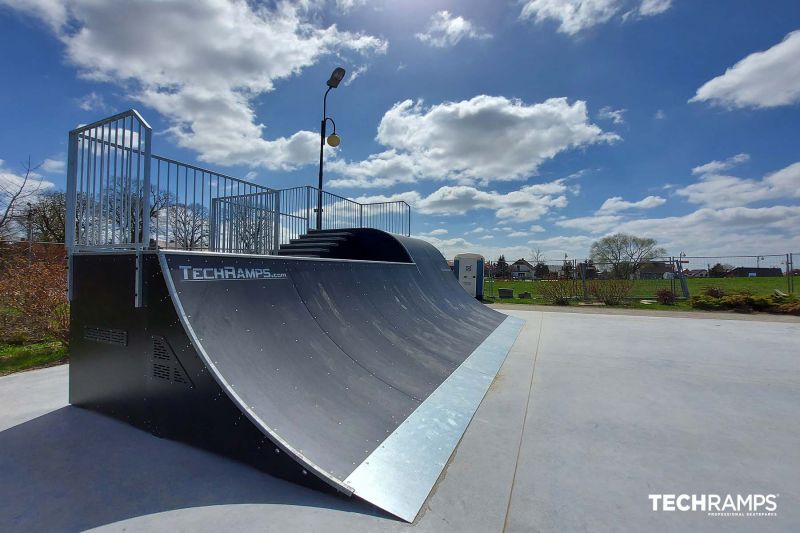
0 340 68 376
483 276 797 311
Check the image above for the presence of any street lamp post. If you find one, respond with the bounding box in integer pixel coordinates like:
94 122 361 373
316 67 346 230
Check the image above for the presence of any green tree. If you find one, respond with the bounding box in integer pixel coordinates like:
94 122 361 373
590 233 666 279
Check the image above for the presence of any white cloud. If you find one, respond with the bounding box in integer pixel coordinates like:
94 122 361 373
690 30 800 109
520 0 671 35
597 106 626 124
415 10 492 48
77 91 108 112
677 161 800 208
654 109 666 120
598 195 666 213
344 64 369 86
467 226 487 234
529 224 546 232
612 205 800 255
637 0 672 16
556 214 623 233
527 234 597 259
414 233 535 262
6 0 386 171
508 231 528 237
41 158 65 173
0 0 67 30
354 179 571 221
329 96 617 188
479 234 494 240
0 160 56 210
428 228 448 235
336 0 367 12
691 153 750 175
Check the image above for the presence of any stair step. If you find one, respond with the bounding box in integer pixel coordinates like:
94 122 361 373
307 229 355 237
277 247 330 255
280 243 336 251
290 236 347 244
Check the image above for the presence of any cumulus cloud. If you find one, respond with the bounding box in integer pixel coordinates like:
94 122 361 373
329 96 617 188
4 0 386 171
354 179 572 221
677 161 800 208
598 195 666 213
415 10 492 48
41 158 65 173
77 91 108 112
519 0 671 35
597 106 626 124
691 153 750 175
690 30 800 109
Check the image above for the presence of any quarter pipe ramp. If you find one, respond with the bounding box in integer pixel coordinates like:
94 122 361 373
69 229 523 521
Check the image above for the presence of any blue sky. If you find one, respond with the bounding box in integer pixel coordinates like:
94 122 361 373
1 0 799 261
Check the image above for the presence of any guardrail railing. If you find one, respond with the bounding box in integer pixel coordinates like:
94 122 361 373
65 110 412 258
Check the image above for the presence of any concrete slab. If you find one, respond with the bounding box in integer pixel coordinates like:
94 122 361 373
503 310 800 533
1 309 798 532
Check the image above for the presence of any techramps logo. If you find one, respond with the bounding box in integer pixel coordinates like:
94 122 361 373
178 265 288 282
649 493 779 518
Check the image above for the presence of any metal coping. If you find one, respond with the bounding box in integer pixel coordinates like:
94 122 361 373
344 314 526 522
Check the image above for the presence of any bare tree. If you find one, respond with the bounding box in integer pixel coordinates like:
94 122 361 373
530 248 544 264
170 203 208 250
111 180 172 245
0 157 43 239
590 233 666 279
28 190 66 242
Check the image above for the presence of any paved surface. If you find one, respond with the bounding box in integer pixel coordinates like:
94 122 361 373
1 310 798 532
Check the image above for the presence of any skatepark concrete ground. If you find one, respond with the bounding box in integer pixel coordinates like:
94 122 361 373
1 309 798 532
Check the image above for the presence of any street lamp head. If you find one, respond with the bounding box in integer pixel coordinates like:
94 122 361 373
326 133 341 147
326 67 346 88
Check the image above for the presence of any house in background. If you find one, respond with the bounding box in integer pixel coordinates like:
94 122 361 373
638 261 675 280
684 269 709 278
511 258 535 279
726 267 783 277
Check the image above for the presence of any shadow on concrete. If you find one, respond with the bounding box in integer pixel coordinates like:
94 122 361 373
0 406 384 532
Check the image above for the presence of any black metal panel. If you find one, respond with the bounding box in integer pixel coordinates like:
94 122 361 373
160 253 421 480
69 229 510 504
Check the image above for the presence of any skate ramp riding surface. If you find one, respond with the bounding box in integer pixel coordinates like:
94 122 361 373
159 231 522 521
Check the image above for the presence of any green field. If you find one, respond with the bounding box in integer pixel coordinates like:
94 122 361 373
0 341 68 375
483 275 797 308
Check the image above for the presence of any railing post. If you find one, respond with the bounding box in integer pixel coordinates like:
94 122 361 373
359 203 363 228
582 260 588 301
306 186 311 233
141 125 153 249
65 130 79 301
272 191 281 254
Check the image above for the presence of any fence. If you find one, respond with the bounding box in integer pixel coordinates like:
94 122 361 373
65 110 411 256
483 253 798 302
484 257 688 302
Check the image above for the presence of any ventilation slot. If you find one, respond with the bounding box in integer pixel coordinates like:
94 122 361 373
151 336 193 388
84 326 128 346
153 363 171 381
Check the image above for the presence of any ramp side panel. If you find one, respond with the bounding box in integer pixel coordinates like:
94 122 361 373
160 253 420 484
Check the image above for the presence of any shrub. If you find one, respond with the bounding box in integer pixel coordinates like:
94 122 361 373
702 286 726 298
0 257 69 344
538 279 577 305
588 279 633 305
655 288 676 305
